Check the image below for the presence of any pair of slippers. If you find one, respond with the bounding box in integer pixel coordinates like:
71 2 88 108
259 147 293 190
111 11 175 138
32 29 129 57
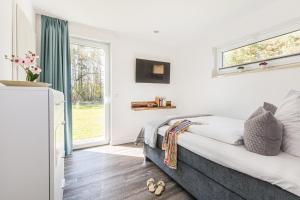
146 178 165 196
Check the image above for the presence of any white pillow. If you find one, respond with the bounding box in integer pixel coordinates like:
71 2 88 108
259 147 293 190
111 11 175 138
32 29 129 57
275 90 300 157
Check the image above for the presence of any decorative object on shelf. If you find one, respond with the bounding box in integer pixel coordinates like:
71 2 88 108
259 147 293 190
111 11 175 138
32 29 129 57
166 101 172 107
155 96 160 106
161 97 167 107
259 61 268 69
155 96 167 107
159 97 163 107
5 51 42 82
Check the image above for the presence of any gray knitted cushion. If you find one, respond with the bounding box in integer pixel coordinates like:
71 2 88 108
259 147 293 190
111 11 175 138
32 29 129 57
263 102 277 114
244 107 283 156
248 102 277 119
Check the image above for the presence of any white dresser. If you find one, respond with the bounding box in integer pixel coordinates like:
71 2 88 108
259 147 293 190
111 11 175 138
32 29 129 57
0 86 65 200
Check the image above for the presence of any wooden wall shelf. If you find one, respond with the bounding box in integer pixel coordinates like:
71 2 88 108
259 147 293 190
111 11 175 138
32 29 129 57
132 106 176 111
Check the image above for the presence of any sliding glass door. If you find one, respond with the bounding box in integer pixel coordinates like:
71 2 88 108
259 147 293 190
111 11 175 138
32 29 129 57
70 38 110 149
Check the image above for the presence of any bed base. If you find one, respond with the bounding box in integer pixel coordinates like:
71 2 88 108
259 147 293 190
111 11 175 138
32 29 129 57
144 135 300 200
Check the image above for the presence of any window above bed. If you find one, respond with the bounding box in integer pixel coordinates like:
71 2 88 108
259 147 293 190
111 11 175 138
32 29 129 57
213 22 300 76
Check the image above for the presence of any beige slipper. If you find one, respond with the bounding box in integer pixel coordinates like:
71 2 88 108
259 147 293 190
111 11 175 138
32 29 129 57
146 178 156 193
155 180 165 196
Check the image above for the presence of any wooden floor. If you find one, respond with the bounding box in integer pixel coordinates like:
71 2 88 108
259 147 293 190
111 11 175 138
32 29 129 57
63 144 195 200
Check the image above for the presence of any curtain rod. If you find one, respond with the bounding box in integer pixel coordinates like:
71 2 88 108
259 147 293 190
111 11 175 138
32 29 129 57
36 11 68 22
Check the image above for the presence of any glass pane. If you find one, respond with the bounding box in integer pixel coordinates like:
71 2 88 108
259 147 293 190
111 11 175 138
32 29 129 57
223 30 300 68
70 43 105 145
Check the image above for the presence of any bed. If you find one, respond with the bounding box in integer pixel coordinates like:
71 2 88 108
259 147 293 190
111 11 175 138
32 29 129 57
143 116 300 200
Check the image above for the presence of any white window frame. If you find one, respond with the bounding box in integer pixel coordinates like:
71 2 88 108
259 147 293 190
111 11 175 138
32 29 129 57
213 21 300 76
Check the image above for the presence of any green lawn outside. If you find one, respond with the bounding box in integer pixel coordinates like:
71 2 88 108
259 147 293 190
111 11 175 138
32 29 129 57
72 104 105 141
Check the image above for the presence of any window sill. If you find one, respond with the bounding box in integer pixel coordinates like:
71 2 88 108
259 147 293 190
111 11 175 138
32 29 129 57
212 62 300 78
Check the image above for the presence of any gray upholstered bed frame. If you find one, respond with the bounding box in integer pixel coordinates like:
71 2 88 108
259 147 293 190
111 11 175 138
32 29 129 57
144 134 300 200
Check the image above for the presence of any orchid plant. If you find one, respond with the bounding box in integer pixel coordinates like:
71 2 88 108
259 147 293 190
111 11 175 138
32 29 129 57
5 51 42 82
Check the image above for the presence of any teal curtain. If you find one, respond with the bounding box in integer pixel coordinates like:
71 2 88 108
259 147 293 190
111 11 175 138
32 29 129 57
40 15 73 155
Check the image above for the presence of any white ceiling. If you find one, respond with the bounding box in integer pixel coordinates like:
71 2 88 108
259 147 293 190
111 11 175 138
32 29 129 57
31 0 277 45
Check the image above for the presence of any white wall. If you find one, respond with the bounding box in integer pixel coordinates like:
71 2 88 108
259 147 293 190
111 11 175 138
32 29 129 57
34 0 300 145
173 0 300 120
0 0 13 80
16 0 35 26
0 0 34 80
69 22 179 144
16 0 36 80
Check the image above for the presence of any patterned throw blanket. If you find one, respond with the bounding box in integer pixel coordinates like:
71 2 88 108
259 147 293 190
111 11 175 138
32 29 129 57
162 120 193 169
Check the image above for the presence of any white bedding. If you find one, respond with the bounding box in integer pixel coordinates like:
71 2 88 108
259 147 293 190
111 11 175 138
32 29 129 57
158 125 300 197
168 116 244 145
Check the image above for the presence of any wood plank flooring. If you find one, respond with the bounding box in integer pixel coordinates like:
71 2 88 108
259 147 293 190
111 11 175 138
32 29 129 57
63 144 195 200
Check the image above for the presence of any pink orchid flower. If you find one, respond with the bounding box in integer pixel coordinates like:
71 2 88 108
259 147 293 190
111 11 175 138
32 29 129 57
14 58 25 65
24 57 34 64
5 51 42 82
32 67 42 75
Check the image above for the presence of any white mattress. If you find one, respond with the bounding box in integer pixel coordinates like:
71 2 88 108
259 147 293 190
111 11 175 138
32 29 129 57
168 116 244 145
158 126 300 197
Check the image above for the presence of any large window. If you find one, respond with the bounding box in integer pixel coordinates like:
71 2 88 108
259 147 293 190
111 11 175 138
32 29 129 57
70 38 110 149
223 30 300 68
215 25 300 75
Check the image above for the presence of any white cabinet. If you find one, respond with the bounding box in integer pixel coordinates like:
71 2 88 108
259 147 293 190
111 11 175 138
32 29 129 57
0 87 65 200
